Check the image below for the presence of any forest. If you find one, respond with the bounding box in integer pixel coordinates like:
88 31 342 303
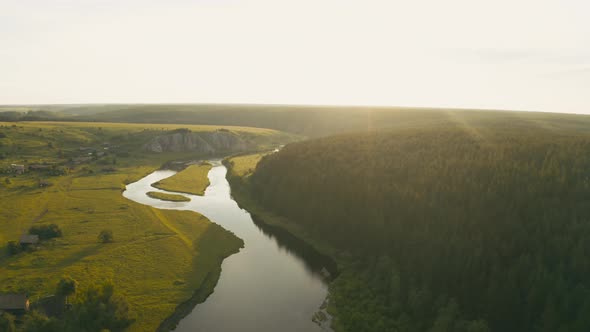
249 124 590 332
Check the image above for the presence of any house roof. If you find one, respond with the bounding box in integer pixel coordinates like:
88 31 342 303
19 234 39 244
0 294 28 310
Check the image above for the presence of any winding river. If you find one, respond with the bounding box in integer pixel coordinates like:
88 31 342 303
123 161 335 332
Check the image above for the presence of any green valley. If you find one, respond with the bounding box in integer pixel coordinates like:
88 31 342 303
0 121 294 331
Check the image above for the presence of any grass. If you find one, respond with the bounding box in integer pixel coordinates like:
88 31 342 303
152 163 212 196
0 122 293 331
0 158 244 332
147 191 191 202
225 153 269 178
6 120 279 134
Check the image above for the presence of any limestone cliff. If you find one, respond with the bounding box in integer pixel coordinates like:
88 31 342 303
143 130 251 153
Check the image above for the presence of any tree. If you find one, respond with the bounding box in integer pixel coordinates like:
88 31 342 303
99 229 114 243
22 310 56 332
6 241 21 256
57 276 78 304
63 281 133 331
0 312 16 332
29 224 62 240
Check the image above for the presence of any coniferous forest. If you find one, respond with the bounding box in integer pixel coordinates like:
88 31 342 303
249 125 590 332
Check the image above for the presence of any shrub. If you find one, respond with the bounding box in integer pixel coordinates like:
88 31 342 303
6 241 22 256
57 276 78 304
29 224 62 240
98 229 114 243
115 151 130 158
0 312 16 332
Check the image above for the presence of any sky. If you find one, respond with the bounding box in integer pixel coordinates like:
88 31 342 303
1 0 589 113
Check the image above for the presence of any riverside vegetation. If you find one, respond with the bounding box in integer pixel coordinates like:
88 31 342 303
228 120 590 332
146 192 191 202
0 121 294 331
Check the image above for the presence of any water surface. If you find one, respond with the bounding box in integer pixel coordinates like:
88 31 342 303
123 161 333 332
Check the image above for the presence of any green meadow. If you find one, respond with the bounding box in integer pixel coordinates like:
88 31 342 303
0 155 243 331
0 121 297 331
152 163 212 196
225 153 268 178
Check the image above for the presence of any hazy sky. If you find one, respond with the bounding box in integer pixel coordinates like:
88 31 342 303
1 0 589 113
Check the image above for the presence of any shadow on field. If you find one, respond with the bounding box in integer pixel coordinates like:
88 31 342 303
56 244 102 268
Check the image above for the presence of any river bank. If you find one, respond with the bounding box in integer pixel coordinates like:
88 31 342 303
223 157 350 331
124 162 334 332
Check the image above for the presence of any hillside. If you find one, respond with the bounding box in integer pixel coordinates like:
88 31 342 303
241 122 590 332
0 121 296 166
5 104 590 138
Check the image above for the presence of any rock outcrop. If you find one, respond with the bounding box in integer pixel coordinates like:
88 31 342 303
143 130 251 153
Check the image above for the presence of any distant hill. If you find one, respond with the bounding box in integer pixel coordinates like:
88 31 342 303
3 104 590 138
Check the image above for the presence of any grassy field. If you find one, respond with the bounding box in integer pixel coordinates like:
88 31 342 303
152 163 212 196
225 153 268 178
4 120 280 134
0 122 297 331
0 158 243 331
147 191 191 202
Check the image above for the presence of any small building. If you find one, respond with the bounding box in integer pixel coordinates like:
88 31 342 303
29 164 52 171
0 294 30 315
19 234 39 246
72 156 92 164
10 164 25 174
38 179 51 187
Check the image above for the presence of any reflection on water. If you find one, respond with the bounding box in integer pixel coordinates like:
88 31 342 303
250 214 338 281
123 161 335 332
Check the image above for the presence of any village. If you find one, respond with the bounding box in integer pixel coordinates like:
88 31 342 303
2 143 120 181
0 142 121 327
0 219 76 328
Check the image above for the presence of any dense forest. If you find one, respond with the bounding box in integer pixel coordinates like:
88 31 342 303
249 125 590 332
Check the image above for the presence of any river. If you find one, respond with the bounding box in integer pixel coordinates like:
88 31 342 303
123 160 334 332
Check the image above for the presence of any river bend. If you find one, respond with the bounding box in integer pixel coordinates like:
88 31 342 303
123 161 332 332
